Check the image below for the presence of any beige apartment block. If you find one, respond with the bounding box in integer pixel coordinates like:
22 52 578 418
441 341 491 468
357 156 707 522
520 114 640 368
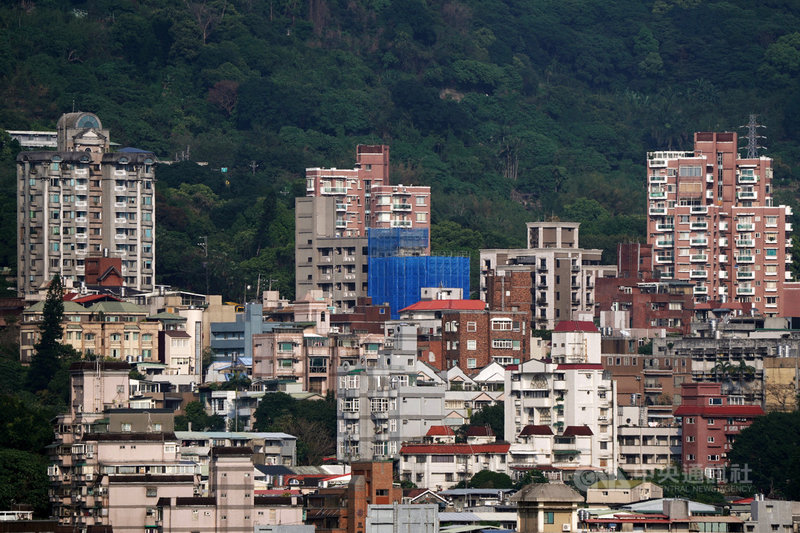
17 112 156 296
20 298 159 364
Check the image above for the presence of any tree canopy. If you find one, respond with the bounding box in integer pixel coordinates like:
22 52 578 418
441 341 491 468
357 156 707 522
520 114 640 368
1 0 800 299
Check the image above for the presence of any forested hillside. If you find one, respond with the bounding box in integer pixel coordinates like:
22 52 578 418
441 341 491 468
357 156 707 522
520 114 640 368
2 0 800 299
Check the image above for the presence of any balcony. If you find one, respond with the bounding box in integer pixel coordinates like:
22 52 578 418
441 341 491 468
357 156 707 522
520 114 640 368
736 239 755 248
706 173 714 183
690 238 708 247
690 221 708 230
335 220 347 229
649 207 667 216
737 255 754 263
706 190 714 199
737 271 755 280
391 220 412 228
690 206 708 214
655 256 674 264
787 223 793 232
335 203 346 212
321 187 347 195
392 203 412 211
690 254 708 263
656 223 675 231
719 270 728 279
738 174 757 184
690 270 707 279
737 286 755 296
649 190 666 199
738 190 757 200
655 239 673 248
571 264 580 272
736 223 755 231
650 175 667 183
693 285 708 295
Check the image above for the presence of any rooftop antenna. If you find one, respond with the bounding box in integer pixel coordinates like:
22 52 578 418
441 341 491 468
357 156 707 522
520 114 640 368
739 114 767 158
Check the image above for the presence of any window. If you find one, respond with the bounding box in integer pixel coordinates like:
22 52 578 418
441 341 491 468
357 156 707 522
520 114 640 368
491 318 512 330
121 423 132 432
686 436 695 442
467 340 476 351
146 488 157 497
492 339 513 349
544 512 555 524
466 322 477 332
766 248 778 257
416 212 427 222
708 418 715 425
709 398 722 405
467 358 477 369
707 437 715 443
686 417 695 424
415 196 426 206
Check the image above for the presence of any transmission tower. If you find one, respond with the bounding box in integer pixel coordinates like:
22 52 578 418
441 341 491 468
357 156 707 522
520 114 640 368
739 114 767 158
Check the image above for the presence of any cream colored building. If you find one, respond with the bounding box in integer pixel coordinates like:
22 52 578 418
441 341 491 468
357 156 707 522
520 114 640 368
17 112 156 296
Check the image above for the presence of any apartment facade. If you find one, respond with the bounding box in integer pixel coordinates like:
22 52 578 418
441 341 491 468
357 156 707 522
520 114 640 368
646 132 793 314
20 297 160 364
481 222 616 330
441 308 530 371
17 112 156 296
336 326 445 462
505 323 617 474
675 382 764 479
298 145 432 310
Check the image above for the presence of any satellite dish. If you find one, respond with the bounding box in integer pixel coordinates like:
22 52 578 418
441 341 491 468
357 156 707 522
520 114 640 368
342 362 350 371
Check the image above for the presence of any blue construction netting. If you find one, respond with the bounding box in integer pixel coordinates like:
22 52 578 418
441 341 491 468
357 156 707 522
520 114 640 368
368 256 470 319
368 228 429 257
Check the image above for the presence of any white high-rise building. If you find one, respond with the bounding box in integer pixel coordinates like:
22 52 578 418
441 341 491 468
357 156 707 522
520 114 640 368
505 321 617 475
17 112 156 295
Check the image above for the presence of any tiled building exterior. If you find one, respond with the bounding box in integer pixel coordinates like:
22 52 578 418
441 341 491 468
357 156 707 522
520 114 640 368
646 132 793 314
481 222 616 330
298 145 432 310
17 112 156 296
675 382 763 479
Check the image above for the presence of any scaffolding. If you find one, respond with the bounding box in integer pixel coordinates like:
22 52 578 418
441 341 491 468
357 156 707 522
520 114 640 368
368 228 429 258
368 256 470 319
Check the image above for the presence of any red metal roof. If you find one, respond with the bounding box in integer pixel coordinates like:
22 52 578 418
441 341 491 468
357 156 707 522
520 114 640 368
426 425 456 437
71 294 122 304
553 321 598 333
674 405 764 417
400 443 510 455
563 425 594 436
519 425 553 436
400 300 485 313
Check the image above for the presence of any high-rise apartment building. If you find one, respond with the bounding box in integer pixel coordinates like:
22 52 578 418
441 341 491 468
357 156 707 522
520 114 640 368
17 112 156 296
481 222 616 330
646 132 793 315
297 145 431 309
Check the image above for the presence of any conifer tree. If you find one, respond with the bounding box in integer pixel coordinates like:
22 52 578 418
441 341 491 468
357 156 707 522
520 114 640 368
26 275 65 393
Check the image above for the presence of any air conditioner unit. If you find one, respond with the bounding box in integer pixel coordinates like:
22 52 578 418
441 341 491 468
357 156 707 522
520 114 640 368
85 473 93 481
562 525 571 532
86 452 93 458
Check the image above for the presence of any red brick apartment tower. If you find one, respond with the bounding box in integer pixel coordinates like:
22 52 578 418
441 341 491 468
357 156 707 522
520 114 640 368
674 382 763 480
646 132 792 315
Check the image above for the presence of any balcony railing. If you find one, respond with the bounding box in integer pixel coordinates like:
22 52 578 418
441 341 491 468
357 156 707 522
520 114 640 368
690 206 708 214
693 286 708 295
690 270 707 279
738 191 757 200
690 222 708 230
690 238 708 247
737 287 755 296
649 190 666 199
650 207 667 215
656 223 675 231
736 239 755 247
738 174 757 184
737 271 755 280
737 255 754 263
690 254 708 262
736 223 754 231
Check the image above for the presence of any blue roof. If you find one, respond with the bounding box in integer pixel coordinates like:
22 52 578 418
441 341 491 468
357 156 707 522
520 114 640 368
117 147 152 153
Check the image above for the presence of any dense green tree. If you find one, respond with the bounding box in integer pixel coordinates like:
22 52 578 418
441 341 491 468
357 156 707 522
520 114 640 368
26 275 66 393
728 411 800 499
455 469 513 489
514 469 549 490
0 449 50 517
174 401 225 431
468 402 504 438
